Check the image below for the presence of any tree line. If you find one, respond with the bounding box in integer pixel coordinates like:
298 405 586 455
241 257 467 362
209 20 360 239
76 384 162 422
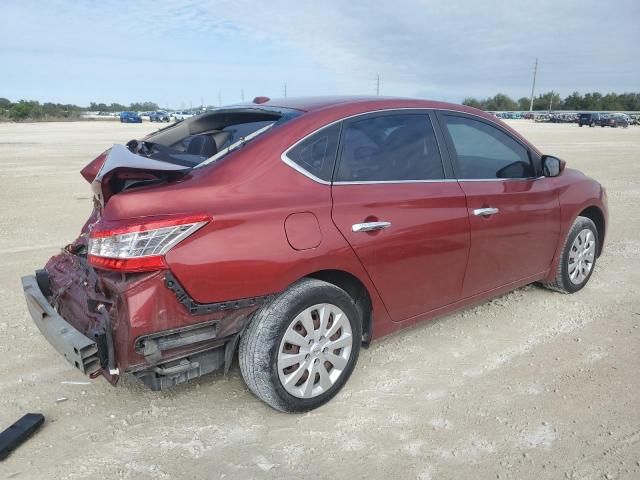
463 91 640 112
3 91 640 121
0 98 159 121
88 101 159 113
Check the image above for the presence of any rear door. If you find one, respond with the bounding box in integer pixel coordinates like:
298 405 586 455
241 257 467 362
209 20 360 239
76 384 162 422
330 110 470 322
436 112 561 297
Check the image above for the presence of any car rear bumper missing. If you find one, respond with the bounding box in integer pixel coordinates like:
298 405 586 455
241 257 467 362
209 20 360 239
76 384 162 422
21 275 101 375
22 248 269 390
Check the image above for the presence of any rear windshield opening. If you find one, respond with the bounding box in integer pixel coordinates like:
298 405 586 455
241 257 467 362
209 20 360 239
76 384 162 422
132 107 300 168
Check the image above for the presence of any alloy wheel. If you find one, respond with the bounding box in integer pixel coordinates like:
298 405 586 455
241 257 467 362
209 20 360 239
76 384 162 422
277 303 353 399
568 228 596 285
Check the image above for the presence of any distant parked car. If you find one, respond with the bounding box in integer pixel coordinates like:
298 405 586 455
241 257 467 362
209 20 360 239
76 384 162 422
119 111 142 123
578 113 602 127
149 111 171 122
173 111 195 121
601 114 629 128
550 113 578 124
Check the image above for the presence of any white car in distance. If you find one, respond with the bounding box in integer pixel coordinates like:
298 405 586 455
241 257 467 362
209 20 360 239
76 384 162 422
172 111 195 121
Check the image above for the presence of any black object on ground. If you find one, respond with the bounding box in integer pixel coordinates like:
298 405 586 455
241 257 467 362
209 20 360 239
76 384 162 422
0 413 45 461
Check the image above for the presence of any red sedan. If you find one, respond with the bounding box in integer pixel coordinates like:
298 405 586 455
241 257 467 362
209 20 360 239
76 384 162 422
22 96 607 412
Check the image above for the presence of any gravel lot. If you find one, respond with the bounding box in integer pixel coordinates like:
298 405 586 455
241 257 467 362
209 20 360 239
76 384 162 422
0 120 638 480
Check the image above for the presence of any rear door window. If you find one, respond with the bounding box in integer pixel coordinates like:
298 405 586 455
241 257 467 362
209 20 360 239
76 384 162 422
442 115 533 179
285 123 341 182
336 113 444 182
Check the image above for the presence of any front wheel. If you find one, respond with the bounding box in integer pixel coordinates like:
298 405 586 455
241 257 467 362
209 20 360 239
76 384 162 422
543 216 598 294
239 278 362 412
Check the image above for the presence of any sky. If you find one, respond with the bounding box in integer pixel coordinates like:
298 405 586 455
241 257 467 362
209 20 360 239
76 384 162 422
1 0 638 108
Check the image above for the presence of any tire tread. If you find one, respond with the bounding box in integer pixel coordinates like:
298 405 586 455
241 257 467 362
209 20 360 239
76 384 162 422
543 216 597 294
239 278 361 412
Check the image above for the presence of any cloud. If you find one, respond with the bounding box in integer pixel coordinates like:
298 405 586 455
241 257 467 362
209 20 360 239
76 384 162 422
204 0 640 97
1 0 638 104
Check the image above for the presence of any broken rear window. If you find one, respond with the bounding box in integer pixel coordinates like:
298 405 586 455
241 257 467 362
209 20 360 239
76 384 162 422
130 106 301 168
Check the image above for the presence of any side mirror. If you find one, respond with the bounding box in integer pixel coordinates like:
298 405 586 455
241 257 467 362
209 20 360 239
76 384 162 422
541 155 566 177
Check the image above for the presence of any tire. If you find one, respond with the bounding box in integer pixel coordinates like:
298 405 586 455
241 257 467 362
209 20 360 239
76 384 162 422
543 216 598 294
239 278 362 412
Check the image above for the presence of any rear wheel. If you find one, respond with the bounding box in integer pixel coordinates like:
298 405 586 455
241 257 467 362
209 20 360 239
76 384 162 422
239 278 361 412
543 216 598 294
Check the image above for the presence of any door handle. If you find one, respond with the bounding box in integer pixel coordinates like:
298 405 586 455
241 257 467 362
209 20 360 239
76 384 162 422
352 221 391 233
473 207 499 217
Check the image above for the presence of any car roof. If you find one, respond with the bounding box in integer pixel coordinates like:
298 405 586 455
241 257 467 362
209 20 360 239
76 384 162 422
259 96 507 127
259 96 539 155
263 95 487 116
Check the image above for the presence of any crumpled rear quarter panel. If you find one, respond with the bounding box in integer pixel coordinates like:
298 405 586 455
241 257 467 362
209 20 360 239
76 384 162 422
45 250 258 375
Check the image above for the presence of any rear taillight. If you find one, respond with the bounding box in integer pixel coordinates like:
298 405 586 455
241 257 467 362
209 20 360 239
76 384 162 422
88 215 209 272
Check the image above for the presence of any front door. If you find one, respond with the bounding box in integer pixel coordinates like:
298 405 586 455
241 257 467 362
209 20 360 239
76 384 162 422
437 112 561 297
330 111 470 322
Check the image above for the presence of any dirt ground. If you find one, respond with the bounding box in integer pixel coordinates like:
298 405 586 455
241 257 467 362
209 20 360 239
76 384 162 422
0 120 638 480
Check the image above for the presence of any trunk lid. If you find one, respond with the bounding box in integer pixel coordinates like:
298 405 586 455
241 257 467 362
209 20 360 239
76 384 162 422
87 144 190 206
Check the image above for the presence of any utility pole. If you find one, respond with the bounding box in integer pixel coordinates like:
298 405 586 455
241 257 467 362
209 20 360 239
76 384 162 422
241 88 244 102
283 83 287 97
200 96 203 110
548 90 554 111
376 74 380 96
529 58 538 112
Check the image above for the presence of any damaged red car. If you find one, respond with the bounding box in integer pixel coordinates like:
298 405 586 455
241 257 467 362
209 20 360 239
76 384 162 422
22 96 608 412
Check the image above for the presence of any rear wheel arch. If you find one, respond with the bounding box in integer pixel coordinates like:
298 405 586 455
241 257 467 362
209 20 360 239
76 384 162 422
306 270 373 345
238 269 374 346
